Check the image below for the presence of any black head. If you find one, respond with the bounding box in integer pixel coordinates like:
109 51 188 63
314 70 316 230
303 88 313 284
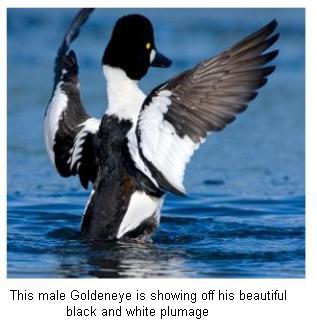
102 14 172 80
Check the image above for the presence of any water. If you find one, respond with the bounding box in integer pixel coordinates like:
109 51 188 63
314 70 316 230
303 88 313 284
7 8 305 278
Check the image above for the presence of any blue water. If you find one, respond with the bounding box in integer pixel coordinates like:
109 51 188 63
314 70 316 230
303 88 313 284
7 8 305 278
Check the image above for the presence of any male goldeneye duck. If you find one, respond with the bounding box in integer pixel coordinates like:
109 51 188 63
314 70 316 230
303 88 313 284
44 9 279 242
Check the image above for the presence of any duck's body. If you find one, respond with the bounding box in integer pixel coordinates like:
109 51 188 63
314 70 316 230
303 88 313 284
44 9 279 241
81 114 164 240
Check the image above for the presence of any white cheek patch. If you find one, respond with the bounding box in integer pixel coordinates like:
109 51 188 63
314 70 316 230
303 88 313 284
150 49 156 63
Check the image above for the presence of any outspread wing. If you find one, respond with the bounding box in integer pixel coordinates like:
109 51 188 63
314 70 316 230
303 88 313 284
133 20 279 195
44 8 100 189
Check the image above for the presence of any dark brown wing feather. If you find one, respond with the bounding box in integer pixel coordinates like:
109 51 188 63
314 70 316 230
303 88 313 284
149 20 279 143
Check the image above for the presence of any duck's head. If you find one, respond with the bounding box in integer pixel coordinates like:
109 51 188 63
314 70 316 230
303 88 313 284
102 14 172 80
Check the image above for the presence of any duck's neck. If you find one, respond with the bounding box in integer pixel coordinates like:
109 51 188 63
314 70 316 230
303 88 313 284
103 65 146 125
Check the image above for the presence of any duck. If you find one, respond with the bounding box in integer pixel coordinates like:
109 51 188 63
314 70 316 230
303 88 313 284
44 9 279 242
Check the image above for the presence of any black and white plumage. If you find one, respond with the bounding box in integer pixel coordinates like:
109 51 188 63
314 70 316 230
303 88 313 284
44 9 279 241
44 9 100 189
132 20 279 196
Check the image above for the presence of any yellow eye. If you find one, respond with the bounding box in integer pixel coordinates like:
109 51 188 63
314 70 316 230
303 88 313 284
145 42 151 50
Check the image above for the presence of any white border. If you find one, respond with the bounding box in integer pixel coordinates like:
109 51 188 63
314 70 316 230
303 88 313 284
1 0 316 326
0 2 7 282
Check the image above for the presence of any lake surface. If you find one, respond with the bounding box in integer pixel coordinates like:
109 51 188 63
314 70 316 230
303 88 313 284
7 8 305 278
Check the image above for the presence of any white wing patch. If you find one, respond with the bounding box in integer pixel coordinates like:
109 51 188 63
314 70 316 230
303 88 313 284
44 82 68 165
137 90 202 194
68 117 100 170
117 191 162 239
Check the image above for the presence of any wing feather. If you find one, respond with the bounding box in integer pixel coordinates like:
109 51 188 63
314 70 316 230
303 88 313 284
44 9 100 189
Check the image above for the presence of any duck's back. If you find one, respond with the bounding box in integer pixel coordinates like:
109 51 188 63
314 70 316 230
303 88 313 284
81 115 163 241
